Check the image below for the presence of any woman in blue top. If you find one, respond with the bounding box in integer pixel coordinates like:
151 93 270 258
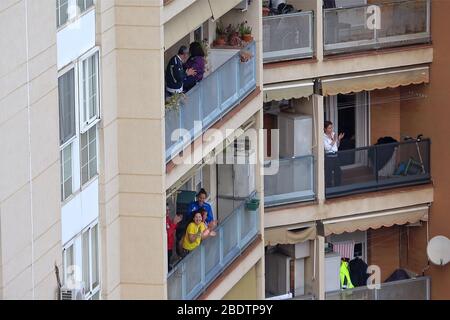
188 188 215 226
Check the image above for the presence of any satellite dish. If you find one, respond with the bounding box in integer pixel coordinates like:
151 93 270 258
427 236 450 266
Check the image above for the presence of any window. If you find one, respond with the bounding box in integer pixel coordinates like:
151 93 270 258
62 223 100 298
79 52 100 131
80 125 98 185
58 69 76 146
61 144 73 201
58 50 100 201
56 0 69 28
81 224 100 298
77 0 95 13
63 244 75 285
57 0 95 28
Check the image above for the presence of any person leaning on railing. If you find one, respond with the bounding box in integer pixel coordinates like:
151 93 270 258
181 210 216 257
183 42 206 92
324 121 344 188
165 46 197 98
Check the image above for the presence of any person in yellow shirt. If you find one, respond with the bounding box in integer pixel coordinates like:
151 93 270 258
182 211 216 256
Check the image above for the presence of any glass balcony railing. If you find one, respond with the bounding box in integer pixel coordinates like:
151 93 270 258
263 11 314 62
325 139 431 198
326 276 430 300
165 42 257 162
264 155 315 207
323 0 431 55
167 195 260 300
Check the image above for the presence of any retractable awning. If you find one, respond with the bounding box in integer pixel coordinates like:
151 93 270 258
323 205 429 236
264 205 429 245
321 66 429 96
265 223 317 246
263 80 314 103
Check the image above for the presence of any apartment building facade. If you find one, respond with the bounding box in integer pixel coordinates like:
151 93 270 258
1 0 450 301
1 0 265 300
262 0 450 300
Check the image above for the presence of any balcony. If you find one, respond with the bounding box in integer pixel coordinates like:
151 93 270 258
323 0 431 56
326 139 431 198
264 155 315 207
263 11 314 63
165 41 257 162
326 276 430 300
167 195 260 300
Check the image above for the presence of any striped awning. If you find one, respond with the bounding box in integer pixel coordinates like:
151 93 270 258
321 66 430 96
263 80 314 103
264 205 429 245
323 205 429 236
265 223 317 246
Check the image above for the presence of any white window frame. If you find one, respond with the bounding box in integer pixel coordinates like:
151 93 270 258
80 124 99 188
78 49 101 133
58 47 100 201
58 63 80 150
62 238 78 287
61 142 75 202
57 0 96 31
62 220 101 299
56 0 70 28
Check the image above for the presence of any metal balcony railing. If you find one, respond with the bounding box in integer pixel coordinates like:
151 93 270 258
326 276 430 300
325 138 431 198
323 0 431 55
263 11 314 62
264 155 315 207
165 41 257 162
167 195 260 300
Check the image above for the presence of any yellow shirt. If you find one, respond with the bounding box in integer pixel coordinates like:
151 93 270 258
182 222 207 251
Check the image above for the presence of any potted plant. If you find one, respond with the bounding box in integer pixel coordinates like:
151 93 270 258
245 198 260 211
226 23 242 47
239 21 253 43
215 21 227 46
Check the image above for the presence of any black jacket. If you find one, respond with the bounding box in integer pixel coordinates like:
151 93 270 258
165 55 186 91
349 257 369 287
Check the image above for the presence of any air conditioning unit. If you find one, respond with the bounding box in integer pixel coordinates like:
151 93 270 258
60 286 86 300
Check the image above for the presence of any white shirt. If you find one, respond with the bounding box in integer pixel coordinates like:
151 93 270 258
324 132 339 154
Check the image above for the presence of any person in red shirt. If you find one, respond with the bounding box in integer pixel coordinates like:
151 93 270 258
166 204 182 271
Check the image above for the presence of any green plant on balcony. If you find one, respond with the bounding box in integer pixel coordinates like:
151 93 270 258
215 21 227 45
165 92 185 112
201 39 211 74
239 21 253 43
245 198 260 211
226 23 243 47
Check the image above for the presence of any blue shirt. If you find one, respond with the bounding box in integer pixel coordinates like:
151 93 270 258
187 201 214 224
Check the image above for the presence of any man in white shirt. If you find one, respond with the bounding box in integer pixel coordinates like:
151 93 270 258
324 121 344 187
